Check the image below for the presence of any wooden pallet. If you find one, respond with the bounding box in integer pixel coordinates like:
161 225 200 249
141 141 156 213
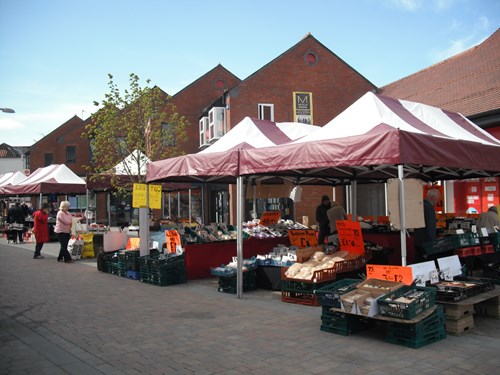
445 315 475 336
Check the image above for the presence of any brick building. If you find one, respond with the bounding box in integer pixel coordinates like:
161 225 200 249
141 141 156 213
204 33 377 224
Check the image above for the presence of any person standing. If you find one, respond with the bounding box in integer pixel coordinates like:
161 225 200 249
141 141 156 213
327 200 348 242
476 206 499 234
32 203 50 259
413 188 441 262
315 195 332 245
54 201 75 263
7 202 25 243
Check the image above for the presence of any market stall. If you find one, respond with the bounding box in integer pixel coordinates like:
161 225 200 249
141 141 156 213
148 93 500 297
239 92 500 265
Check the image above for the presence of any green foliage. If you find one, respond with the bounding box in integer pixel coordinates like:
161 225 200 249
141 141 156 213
82 73 189 191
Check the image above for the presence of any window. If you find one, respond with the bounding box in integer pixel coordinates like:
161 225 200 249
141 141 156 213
162 123 176 146
258 103 274 121
44 153 53 166
66 146 76 163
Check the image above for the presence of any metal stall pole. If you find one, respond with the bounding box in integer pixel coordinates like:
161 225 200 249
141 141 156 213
350 180 357 221
398 165 407 266
177 192 181 220
188 188 192 224
168 193 171 218
236 176 244 299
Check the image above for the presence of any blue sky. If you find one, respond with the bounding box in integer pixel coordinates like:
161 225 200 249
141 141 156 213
0 0 498 147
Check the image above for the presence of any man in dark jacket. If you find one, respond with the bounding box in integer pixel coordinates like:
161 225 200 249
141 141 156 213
413 189 441 262
315 195 331 245
7 202 26 243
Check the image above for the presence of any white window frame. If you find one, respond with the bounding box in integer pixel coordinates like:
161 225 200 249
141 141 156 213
258 103 274 121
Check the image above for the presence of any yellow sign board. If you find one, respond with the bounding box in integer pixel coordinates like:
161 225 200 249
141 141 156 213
132 183 162 209
132 183 148 208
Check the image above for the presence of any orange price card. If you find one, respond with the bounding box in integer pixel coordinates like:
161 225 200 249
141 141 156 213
366 264 413 285
336 220 364 256
165 230 181 254
259 211 281 227
288 229 318 248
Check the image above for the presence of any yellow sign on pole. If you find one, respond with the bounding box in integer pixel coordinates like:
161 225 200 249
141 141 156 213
132 183 148 208
148 184 162 210
133 183 162 209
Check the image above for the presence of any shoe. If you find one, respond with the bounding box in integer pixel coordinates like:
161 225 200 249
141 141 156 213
33 255 44 259
64 259 75 263
57 259 64 262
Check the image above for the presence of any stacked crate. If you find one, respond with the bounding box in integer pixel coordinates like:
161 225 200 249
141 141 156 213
384 305 446 348
139 253 186 286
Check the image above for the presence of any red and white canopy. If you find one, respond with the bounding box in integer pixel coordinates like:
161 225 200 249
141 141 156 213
0 171 27 188
147 117 319 183
239 92 500 182
2 164 86 195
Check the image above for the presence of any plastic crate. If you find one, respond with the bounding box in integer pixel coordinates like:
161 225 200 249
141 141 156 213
378 286 436 320
281 266 337 285
320 309 375 336
482 262 500 284
431 277 494 302
454 246 482 257
482 245 495 254
385 327 446 348
126 270 140 280
423 234 473 255
385 305 445 340
218 270 257 294
314 279 362 308
490 233 500 252
281 290 320 306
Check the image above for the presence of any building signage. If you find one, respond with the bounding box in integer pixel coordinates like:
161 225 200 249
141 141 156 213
293 92 313 124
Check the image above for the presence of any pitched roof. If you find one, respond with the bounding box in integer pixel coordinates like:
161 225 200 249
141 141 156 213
380 28 500 117
0 143 21 158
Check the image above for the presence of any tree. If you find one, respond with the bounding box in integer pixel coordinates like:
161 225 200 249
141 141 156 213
83 73 189 192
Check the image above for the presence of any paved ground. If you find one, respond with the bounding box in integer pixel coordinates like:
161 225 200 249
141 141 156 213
1 236 500 375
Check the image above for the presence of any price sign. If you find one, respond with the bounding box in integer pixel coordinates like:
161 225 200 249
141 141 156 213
148 184 162 209
165 230 181 254
441 268 453 281
429 270 440 284
366 264 413 285
132 183 148 208
337 220 364 255
259 211 281 227
288 229 318 248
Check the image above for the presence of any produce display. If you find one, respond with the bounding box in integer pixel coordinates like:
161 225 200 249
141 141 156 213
284 251 349 280
255 245 298 267
211 257 258 277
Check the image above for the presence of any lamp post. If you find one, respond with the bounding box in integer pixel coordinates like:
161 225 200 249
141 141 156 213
0 108 15 113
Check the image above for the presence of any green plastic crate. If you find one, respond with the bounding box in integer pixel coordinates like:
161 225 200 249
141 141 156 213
314 279 362 308
378 286 436 320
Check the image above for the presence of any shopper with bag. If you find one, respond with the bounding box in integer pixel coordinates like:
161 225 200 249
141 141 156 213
32 203 50 259
54 201 83 263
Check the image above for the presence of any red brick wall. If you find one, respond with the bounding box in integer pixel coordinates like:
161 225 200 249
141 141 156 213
170 64 241 154
28 116 88 176
227 35 376 128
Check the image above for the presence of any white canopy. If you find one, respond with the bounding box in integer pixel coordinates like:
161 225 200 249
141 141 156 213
114 149 150 175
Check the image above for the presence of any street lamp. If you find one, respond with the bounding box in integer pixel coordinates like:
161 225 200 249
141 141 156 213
0 108 15 113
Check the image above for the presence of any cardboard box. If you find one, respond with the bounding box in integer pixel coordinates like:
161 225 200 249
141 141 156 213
340 289 369 313
356 291 386 317
445 315 475 335
357 278 404 294
296 246 324 263
442 304 475 320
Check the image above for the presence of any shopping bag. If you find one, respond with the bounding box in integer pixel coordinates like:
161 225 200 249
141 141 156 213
68 236 84 260
71 217 84 236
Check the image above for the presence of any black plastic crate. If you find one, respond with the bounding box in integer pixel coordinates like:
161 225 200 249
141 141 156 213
320 310 375 336
385 327 446 348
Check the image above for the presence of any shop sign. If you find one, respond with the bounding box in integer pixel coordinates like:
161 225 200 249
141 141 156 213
288 229 318 248
337 220 364 255
366 264 413 285
148 184 162 209
293 92 313 124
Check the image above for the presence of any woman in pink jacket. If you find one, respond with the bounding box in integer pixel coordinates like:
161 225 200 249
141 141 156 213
54 201 75 263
